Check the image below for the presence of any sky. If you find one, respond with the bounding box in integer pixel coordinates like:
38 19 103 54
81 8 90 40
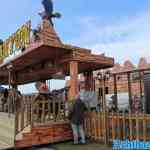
0 0 150 93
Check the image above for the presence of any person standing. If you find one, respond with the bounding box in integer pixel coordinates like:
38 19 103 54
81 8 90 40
68 97 87 145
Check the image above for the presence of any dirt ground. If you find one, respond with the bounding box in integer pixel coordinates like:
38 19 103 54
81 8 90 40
51 142 111 150
27 142 112 150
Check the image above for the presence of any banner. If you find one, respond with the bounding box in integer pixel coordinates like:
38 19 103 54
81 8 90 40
0 21 31 59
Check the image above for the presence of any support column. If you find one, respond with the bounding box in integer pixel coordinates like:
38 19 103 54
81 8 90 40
69 61 78 100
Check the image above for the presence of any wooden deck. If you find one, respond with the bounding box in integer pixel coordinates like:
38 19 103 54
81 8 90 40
0 112 15 149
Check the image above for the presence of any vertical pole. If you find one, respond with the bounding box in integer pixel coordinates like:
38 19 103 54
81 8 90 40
89 72 94 91
8 69 17 116
12 72 17 150
84 72 93 91
12 84 18 90
102 78 106 112
102 77 108 144
139 72 145 113
83 72 88 91
99 79 103 110
128 73 132 112
8 67 17 150
139 72 142 113
8 69 11 117
91 72 94 91
139 72 142 98
93 77 96 91
114 74 118 110
69 61 78 100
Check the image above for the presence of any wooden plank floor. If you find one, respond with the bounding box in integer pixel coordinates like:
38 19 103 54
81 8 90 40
0 112 15 149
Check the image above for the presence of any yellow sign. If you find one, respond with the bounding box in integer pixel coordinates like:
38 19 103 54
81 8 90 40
0 21 31 59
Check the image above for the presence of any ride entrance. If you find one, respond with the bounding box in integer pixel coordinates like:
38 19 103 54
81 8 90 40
0 16 113 149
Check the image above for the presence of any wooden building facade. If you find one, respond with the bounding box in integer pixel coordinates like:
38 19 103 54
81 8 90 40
0 20 114 149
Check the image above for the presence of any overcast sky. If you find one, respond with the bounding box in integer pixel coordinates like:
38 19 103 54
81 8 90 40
0 0 150 92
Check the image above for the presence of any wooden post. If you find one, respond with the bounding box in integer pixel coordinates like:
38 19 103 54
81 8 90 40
102 78 108 144
114 74 118 110
128 73 132 112
12 82 18 90
69 61 78 100
84 72 93 91
7 66 18 150
139 72 143 99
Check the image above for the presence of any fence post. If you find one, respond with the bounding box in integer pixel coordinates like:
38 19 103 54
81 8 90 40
122 112 126 140
112 112 115 140
143 113 146 141
31 96 34 128
102 78 108 144
136 113 140 140
129 112 133 140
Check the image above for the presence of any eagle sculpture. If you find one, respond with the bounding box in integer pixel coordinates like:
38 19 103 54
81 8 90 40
39 0 61 25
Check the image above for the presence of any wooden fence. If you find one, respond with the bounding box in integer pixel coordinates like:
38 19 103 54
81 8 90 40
14 95 150 144
33 100 66 123
15 95 67 136
84 112 150 143
84 112 105 141
15 95 34 135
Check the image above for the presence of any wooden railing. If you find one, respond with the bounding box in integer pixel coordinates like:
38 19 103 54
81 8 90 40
15 95 68 137
84 112 150 143
108 112 150 141
32 100 67 123
84 112 105 141
15 95 34 135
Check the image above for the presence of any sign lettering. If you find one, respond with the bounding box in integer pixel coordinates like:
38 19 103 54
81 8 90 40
0 21 31 59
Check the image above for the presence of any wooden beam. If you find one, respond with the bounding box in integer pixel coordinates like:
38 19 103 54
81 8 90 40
69 61 78 100
17 68 59 84
72 51 114 66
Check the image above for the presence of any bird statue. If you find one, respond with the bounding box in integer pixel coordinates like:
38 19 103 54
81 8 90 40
39 0 61 26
